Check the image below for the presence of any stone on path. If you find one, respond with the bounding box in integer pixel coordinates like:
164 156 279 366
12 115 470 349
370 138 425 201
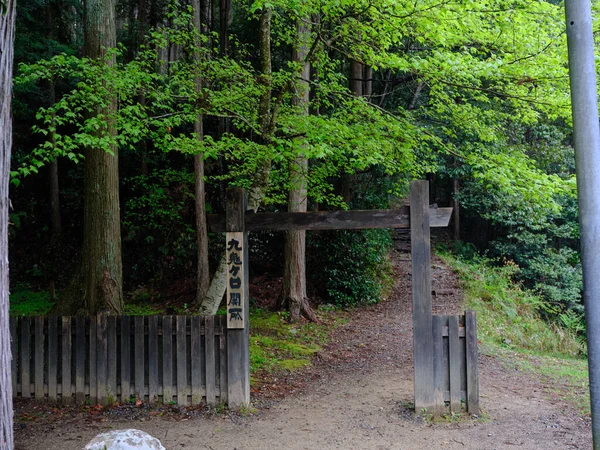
84 429 166 450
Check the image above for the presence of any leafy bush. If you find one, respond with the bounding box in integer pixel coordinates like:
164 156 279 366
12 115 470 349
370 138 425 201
308 228 392 307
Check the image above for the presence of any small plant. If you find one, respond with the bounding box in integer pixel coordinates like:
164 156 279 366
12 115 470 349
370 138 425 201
238 403 257 416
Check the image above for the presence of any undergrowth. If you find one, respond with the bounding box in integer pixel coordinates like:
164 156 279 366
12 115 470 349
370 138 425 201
249 308 347 376
439 249 590 415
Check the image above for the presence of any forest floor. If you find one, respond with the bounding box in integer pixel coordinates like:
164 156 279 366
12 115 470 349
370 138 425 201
13 239 592 450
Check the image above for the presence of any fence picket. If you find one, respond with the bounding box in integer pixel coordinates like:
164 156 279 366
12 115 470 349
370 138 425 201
120 316 130 403
205 315 216 404
448 315 461 412
34 317 44 400
134 316 145 401
176 316 187 406
47 317 57 402
148 316 159 403
162 316 173 404
20 317 30 399
61 317 72 404
465 311 479 415
107 316 117 402
191 316 202 404
75 317 85 404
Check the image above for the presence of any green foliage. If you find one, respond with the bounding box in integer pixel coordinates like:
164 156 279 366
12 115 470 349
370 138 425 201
308 229 392 307
122 168 196 282
439 250 584 357
10 285 54 316
248 308 343 374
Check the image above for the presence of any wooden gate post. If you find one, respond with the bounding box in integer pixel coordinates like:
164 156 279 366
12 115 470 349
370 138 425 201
411 180 434 412
225 188 250 407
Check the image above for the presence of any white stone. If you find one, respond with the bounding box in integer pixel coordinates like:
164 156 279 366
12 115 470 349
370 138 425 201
84 429 166 450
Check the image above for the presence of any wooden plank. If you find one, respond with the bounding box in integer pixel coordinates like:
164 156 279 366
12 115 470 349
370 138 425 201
89 316 97 405
448 315 461 413
190 316 202 404
432 315 445 415
226 231 246 329
120 316 131 403
219 316 228 404
226 189 250 407
96 315 107 405
47 317 57 402
162 316 173 404
208 206 452 233
176 316 187 406
148 316 159 403
410 180 434 413
10 317 16 397
107 316 117 403
205 315 216 405
134 316 145 401
429 207 454 228
75 316 86 404
441 326 466 337
465 310 480 415
61 317 72 404
20 317 30 399
34 317 44 400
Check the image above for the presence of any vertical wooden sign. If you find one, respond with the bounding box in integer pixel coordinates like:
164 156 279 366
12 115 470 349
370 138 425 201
225 188 250 407
226 231 246 329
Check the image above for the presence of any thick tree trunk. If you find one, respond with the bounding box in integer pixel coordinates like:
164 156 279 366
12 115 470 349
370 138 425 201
0 0 16 445
192 0 210 305
198 7 273 315
81 0 124 315
218 0 231 55
281 19 316 323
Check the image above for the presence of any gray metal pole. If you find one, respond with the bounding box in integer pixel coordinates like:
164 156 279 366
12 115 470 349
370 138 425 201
565 1 600 447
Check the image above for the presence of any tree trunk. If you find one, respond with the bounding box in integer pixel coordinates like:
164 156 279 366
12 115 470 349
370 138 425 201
350 59 363 96
0 0 16 445
198 6 273 315
452 178 460 241
81 0 124 315
192 0 210 305
363 65 373 99
281 19 316 323
218 0 231 55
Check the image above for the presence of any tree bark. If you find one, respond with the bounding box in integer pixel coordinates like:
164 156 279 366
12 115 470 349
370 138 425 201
281 19 316 322
81 0 124 315
350 59 363 96
452 178 460 241
0 0 16 445
192 0 210 305
363 65 373 99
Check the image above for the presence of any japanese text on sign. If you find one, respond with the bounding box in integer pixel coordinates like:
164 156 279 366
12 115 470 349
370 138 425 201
226 232 245 329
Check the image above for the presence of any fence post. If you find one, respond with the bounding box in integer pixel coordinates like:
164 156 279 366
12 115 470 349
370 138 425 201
226 188 250 407
411 180 434 412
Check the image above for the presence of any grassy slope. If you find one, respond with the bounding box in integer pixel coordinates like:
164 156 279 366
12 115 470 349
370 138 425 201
439 250 589 415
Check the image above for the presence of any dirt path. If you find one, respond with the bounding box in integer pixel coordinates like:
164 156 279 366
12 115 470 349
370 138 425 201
14 246 592 450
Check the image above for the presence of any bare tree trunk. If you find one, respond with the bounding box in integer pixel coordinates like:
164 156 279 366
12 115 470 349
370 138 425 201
198 6 273 315
218 0 231 55
192 0 210 305
363 65 373 99
281 19 317 322
81 0 124 315
0 0 16 445
452 178 460 241
350 59 363 96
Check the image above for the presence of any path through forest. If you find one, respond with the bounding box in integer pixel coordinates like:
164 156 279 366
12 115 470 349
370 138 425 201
14 241 592 449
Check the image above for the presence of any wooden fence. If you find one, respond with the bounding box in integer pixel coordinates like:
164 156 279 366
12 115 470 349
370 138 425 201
431 311 479 414
10 315 229 406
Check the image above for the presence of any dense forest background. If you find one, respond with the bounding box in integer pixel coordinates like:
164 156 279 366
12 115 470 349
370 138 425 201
9 0 586 338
